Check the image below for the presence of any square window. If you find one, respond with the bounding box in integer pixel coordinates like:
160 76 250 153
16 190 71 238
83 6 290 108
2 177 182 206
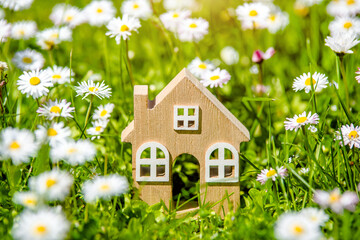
174 106 199 131
156 165 166 177
140 165 151 177
210 166 218 178
224 166 234 177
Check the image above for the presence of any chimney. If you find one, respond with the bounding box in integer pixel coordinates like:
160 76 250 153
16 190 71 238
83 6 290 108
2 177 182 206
134 85 149 120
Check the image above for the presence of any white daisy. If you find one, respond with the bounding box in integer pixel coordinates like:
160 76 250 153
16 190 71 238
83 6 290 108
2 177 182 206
177 17 209 42
356 67 360 83
82 174 129 203
35 122 71 147
50 3 85 28
277 166 288 179
17 69 53 99
105 15 141 44
275 212 322 240
236 2 270 30
50 139 96 165
36 27 72 50
13 191 39 209
159 9 191 32
45 65 73 84
314 188 359 214
299 167 310 175
163 0 196 11
121 0 152 20
300 208 329 227
335 123 360 149
29 169 73 201
256 167 277 185
93 103 115 120
266 7 289 34
37 99 75 120
327 0 360 17
83 0 116 26
200 68 231 88
329 16 360 37
0 61 8 71
0 19 11 42
10 21 37 40
0 127 38 165
12 208 70 240
12 49 45 71
75 80 112 99
325 32 360 55
87 119 109 140
284 111 319 131
292 72 329 93
0 0 33 11
220 46 239 65
187 57 215 78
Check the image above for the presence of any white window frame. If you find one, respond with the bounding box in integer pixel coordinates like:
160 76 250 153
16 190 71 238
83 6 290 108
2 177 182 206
205 143 239 183
173 106 199 131
136 142 170 182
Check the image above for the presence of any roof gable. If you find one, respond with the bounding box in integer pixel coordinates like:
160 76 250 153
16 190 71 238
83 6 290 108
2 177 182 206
121 68 250 142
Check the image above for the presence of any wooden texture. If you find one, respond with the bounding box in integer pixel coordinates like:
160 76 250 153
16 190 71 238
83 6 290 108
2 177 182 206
121 68 250 215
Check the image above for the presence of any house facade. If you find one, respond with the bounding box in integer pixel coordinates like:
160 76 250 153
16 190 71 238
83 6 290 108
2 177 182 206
121 69 250 213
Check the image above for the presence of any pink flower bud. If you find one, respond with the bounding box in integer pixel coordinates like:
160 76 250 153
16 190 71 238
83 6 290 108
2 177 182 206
252 47 275 63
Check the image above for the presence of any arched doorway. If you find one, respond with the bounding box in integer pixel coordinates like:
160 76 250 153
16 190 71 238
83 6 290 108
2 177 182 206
172 154 200 210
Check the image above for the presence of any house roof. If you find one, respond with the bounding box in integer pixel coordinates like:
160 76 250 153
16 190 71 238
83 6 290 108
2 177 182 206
121 68 250 142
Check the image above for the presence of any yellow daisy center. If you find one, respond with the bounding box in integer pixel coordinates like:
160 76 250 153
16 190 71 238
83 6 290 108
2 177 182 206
173 13 179 18
249 10 258 17
47 128 58 137
120 24 129 32
95 126 102 132
66 15 73 22
50 106 61 114
24 198 36 206
9 141 20 150
46 178 57 188
266 169 276 177
100 110 108 117
68 148 77 154
51 33 59 39
52 74 62 79
133 3 139 9
348 130 359 139
22 57 33 64
18 30 25 35
35 225 47 235
210 75 220 81
96 8 103 13
89 87 99 92
293 225 304 235
347 0 355 5
100 184 110 191
29 77 41 86
189 23 197 28
305 78 316 86
198 63 207 69
296 117 307 123
343 21 352 29
329 192 340 203
269 15 276 21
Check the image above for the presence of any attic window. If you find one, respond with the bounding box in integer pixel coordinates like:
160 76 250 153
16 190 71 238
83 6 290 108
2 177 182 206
174 106 199 131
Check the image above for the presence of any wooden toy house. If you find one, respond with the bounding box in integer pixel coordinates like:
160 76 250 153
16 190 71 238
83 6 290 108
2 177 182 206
121 68 250 214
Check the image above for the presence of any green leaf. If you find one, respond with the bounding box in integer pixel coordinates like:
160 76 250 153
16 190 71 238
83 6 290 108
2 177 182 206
33 144 50 175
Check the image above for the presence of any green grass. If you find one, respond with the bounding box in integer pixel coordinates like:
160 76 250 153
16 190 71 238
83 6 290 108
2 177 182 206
1 0 360 239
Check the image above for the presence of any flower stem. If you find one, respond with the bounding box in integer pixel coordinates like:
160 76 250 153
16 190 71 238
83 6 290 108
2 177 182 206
83 95 94 132
125 39 135 88
338 55 349 110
